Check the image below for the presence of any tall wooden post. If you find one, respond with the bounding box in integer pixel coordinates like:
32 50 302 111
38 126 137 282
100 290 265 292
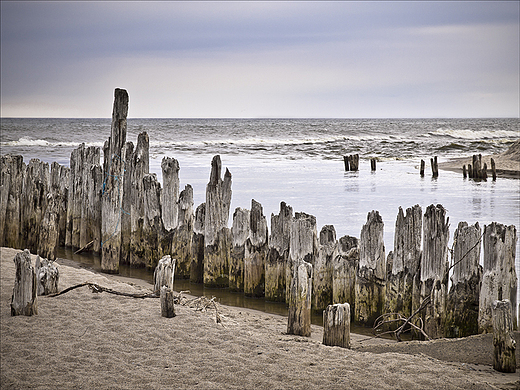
492 300 516 373
287 261 313 337
11 250 38 316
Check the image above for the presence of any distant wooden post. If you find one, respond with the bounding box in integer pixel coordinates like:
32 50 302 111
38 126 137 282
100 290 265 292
462 165 467 179
492 300 516 373
323 303 351 348
491 158 497 181
11 250 38 316
420 160 425 176
482 163 488 180
370 158 376 171
287 261 313 337
343 156 350 171
468 163 473 178
160 286 176 318
431 156 438 177
351 154 359 171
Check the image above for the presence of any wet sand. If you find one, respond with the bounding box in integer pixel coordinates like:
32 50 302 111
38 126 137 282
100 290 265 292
1 247 519 389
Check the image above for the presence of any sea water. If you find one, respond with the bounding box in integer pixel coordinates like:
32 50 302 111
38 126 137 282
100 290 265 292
2 118 519 310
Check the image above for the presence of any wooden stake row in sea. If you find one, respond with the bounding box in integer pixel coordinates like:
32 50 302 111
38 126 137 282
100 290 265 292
1 89 517 340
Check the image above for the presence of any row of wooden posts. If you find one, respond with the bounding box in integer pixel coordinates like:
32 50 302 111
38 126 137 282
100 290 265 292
1 89 518 340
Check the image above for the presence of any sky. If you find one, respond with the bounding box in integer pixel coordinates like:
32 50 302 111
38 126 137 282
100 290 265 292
1 1 519 118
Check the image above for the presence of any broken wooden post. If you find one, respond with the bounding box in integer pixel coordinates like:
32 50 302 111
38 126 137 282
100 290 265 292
204 155 232 287
287 212 318 301
154 254 176 291
420 204 449 339
244 199 268 297
190 203 205 283
332 236 359 311
349 154 359 171
420 160 425 177
479 222 518 333
230 207 250 292
430 156 438 177
35 255 59 296
323 303 351 348
472 154 482 179
171 184 194 278
468 163 473 178
370 158 376 171
80 146 101 252
491 158 497 181
101 88 128 273
50 162 70 248
160 156 180 231
120 141 135 264
386 205 422 320
492 299 516 373
1 155 25 248
160 286 176 318
265 202 293 302
287 261 313 337
355 210 386 325
445 222 481 337
313 225 337 311
11 249 37 316
37 193 60 261
343 156 350 171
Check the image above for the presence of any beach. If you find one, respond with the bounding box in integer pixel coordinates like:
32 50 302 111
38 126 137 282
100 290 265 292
1 247 519 390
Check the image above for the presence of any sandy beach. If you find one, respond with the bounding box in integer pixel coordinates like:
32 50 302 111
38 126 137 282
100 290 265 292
1 247 519 389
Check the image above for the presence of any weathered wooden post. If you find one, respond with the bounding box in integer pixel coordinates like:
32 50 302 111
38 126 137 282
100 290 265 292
80 146 101 252
35 255 59 296
204 155 232 287
160 157 180 232
1 155 25 248
491 158 497 181
160 286 176 318
37 193 61 261
286 212 318 300
420 204 449 339
445 222 481 337
70 145 84 250
265 202 293 302
349 155 359 171
468 163 473 178
343 156 350 171
287 261 313 337
386 205 422 319
101 88 128 273
11 250 37 316
420 160 425 176
230 207 250 292
492 300 516 373
332 235 359 311
462 165 467 179
482 162 488 180
313 225 337 311
370 158 376 171
355 210 386 325
154 254 176 291
50 162 70 248
430 156 438 177
244 199 268 297
323 303 351 348
479 222 518 333
190 203 205 283
171 185 194 278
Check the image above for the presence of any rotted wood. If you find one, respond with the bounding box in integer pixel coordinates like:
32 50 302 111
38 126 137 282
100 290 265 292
154 254 176 291
244 199 268 297
492 299 516 373
332 235 358 312
230 207 250 292
35 255 59 296
323 303 351 348
287 261 313 337
313 225 337 311
11 249 38 316
190 203 205 283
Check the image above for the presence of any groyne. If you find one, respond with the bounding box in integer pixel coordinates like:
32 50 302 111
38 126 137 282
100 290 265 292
1 89 517 338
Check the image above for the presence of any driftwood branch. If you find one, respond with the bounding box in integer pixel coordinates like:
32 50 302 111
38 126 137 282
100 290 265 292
49 282 159 299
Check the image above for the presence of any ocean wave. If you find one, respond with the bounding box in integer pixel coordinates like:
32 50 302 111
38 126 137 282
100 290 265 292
429 128 518 140
1 137 104 148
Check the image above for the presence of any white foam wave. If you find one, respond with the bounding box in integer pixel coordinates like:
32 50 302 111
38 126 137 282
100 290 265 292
429 128 518 140
1 137 104 148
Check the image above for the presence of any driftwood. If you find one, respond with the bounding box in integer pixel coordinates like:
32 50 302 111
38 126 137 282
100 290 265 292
49 282 159 298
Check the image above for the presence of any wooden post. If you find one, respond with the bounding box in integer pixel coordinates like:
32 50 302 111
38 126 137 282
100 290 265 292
431 156 438 177
313 225 337 311
287 261 313 337
332 235 359 312
491 158 497 181
160 156 180 231
230 207 250 292
35 255 59 296
154 255 176 291
468 163 473 178
445 222 481 337
350 154 359 171
11 250 37 316
244 199 268 297
323 303 351 348
343 156 350 171
190 203 205 283
265 202 293 302
355 210 386 325
1 155 25 248
160 286 176 318
170 184 194 278
482 162 488 181
370 158 376 171
462 165 467 179
479 223 518 333
492 300 516 373
420 160 425 177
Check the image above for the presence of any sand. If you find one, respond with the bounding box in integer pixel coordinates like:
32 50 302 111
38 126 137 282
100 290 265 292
439 140 520 178
1 247 519 390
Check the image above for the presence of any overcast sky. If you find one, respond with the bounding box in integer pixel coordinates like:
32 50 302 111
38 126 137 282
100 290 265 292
1 1 519 118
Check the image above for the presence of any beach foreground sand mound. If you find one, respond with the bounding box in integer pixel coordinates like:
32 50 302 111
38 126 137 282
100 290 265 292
1 247 518 390
439 139 520 178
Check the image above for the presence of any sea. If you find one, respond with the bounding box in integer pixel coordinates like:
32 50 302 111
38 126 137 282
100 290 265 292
1 117 519 315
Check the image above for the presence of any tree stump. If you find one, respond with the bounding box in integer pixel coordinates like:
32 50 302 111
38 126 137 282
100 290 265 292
323 303 351 348
35 255 59 296
160 286 176 318
492 300 516 373
11 250 37 316
287 261 313 337
154 255 176 291
265 202 293 302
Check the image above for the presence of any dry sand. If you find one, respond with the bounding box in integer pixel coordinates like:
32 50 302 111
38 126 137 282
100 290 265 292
1 247 519 389
439 140 520 178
